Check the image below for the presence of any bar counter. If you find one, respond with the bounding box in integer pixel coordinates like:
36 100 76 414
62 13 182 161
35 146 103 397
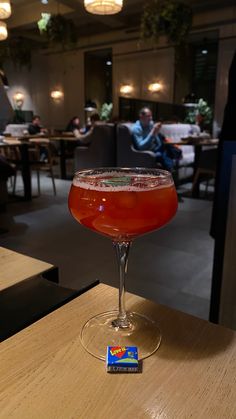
0 284 235 418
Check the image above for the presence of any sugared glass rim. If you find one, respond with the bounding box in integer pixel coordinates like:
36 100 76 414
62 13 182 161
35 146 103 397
72 167 174 189
74 167 171 178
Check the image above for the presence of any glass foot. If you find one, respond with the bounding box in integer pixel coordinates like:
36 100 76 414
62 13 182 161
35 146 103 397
80 310 161 361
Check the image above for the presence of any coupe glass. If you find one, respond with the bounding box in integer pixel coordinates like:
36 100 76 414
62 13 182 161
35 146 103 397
68 168 178 360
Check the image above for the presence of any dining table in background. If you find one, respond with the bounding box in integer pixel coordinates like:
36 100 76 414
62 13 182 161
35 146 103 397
179 137 219 173
0 282 235 418
50 135 78 180
172 137 219 197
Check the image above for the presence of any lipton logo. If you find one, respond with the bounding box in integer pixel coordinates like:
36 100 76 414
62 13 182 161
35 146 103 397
110 346 126 358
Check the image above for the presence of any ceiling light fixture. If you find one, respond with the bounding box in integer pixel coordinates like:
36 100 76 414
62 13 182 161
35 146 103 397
84 100 97 111
183 93 198 108
0 21 7 40
84 0 123 15
0 1 11 19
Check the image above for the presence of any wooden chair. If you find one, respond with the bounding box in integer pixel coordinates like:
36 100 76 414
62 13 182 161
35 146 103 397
28 138 56 196
191 148 218 197
12 138 57 196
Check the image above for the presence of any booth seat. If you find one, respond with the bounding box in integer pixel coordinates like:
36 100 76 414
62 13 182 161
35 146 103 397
4 124 29 137
74 123 116 171
160 123 200 179
160 123 200 164
116 123 157 168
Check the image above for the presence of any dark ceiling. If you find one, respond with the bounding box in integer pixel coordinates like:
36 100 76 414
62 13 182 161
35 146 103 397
8 0 236 41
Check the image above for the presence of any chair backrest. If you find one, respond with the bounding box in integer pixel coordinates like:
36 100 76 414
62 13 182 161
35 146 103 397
28 138 56 166
116 123 157 168
74 124 116 170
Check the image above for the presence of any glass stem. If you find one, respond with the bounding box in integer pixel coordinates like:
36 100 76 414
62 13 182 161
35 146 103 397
112 241 131 329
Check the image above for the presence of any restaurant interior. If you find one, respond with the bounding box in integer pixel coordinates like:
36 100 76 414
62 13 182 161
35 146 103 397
0 1 236 415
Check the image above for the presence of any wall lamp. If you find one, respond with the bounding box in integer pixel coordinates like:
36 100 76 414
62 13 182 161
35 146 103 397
148 82 162 93
13 91 24 109
51 90 64 101
120 84 133 95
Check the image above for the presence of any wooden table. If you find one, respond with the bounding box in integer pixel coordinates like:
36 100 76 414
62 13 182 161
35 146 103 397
0 246 54 291
0 283 235 418
172 138 219 197
18 134 78 180
50 135 78 179
176 138 219 172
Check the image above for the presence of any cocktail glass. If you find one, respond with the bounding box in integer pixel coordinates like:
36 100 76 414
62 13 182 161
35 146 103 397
68 168 178 360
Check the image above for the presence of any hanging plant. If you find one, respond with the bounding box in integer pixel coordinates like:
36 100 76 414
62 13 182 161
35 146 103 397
100 103 113 121
140 0 192 46
0 36 35 70
39 14 78 47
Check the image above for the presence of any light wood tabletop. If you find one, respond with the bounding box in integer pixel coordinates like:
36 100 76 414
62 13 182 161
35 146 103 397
0 283 235 418
0 247 53 291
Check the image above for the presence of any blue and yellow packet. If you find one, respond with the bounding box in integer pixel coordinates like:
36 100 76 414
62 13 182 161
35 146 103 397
106 346 139 372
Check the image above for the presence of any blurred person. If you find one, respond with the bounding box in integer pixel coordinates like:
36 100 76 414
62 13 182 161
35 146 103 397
28 115 48 161
28 115 48 136
65 116 81 137
132 107 181 171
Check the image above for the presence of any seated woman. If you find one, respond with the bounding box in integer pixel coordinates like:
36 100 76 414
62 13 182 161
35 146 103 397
65 116 81 137
66 113 101 146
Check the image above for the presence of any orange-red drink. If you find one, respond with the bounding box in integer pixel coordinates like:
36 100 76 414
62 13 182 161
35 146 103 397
68 171 177 241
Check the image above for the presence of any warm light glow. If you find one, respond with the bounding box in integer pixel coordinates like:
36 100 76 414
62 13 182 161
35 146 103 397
14 92 24 101
84 0 123 15
51 90 64 100
0 1 11 19
120 84 133 95
13 91 24 109
148 82 162 93
0 21 7 40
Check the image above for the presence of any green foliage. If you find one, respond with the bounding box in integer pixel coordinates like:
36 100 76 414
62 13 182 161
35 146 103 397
100 103 113 121
39 14 78 47
140 0 192 45
0 37 34 70
185 98 213 128
38 13 51 34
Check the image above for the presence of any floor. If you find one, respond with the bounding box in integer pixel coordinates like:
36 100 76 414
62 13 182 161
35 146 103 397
0 169 215 321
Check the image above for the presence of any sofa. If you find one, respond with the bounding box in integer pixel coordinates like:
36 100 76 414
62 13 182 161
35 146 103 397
74 123 116 171
116 123 157 168
116 123 200 180
160 123 200 166
4 124 29 137
160 124 201 180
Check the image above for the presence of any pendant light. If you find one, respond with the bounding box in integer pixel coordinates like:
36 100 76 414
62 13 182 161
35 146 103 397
0 1 11 19
84 0 123 15
0 21 7 40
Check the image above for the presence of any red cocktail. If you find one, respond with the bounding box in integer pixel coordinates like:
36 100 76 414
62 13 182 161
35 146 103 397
68 168 178 360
